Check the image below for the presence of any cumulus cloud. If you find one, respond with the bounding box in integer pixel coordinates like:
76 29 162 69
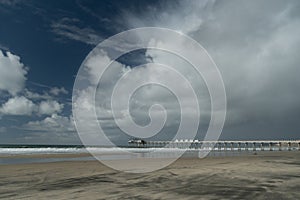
0 50 67 119
0 50 28 96
0 96 35 116
38 100 64 115
0 96 64 116
23 114 75 133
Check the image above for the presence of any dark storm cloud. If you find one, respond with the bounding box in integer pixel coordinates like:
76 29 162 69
49 0 300 140
121 0 300 139
192 0 300 139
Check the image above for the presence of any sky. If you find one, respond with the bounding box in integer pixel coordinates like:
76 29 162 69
0 0 299 145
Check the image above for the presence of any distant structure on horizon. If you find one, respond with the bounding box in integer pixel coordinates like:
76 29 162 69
128 138 300 151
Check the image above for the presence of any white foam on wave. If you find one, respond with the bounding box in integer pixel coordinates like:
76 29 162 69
0 147 86 155
0 147 189 155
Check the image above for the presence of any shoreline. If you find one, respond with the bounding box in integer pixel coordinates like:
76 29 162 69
0 150 297 164
0 149 300 158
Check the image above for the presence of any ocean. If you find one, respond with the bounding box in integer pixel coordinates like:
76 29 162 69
0 144 296 165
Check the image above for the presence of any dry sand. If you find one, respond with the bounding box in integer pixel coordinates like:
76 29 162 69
0 151 300 199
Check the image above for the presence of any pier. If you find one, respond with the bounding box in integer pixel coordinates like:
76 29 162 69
128 139 300 151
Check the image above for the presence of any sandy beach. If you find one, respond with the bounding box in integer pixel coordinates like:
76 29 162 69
0 151 299 199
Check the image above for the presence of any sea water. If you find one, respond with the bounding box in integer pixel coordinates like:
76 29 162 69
0 144 294 165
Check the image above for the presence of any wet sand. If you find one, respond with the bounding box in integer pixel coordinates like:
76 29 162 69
0 151 300 199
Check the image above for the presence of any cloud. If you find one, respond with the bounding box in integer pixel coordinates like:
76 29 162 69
0 127 7 133
186 1 300 126
0 49 71 141
73 39 211 143
0 50 67 118
49 87 68 96
0 0 22 6
2 0 300 142
38 100 64 115
0 96 64 116
23 114 75 133
24 89 52 100
124 0 212 34
0 43 9 51
0 96 35 116
51 18 102 45
0 50 28 96
80 0 300 140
